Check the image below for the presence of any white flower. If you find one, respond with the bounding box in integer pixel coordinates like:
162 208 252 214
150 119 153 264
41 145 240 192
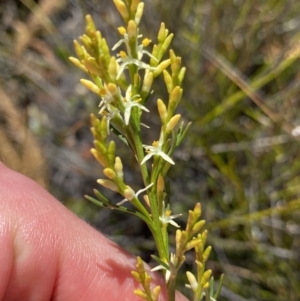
101 107 121 134
151 253 176 283
141 133 175 165
123 85 149 125
159 201 182 227
112 28 157 61
112 28 157 79
116 54 155 79
98 85 117 114
116 183 153 206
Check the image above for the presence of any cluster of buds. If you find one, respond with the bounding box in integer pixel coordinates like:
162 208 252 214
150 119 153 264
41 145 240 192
70 0 220 300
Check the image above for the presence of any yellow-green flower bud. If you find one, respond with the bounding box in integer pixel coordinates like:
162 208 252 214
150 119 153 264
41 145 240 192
134 72 140 87
101 38 110 57
134 289 147 299
160 33 174 56
107 83 118 96
195 260 203 271
118 26 126 35
180 230 188 245
107 140 116 165
157 98 167 123
131 271 141 283
157 175 164 194
73 40 85 60
163 70 172 94
142 38 151 47
145 274 152 286
168 86 182 117
194 203 201 217
171 56 182 76
114 157 124 179
103 168 116 180
136 256 144 272
124 186 135 201
97 179 118 192
186 271 198 292
192 220 205 234
100 116 108 140
142 71 153 93
131 0 140 13
80 79 100 94
91 148 106 167
176 229 182 246
90 113 98 127
69 57 88 73
201 230 208 246
127 20 137 39
153 59 171 78
90 127 96 138
158 23 167 43
143 195 150 207
80 34 92 53
178 67 186 84
134 2 144 25
150 44 159 66
85 15 96 33
113 0 129 21
169 49 176 63
166 114 181 132
152 286 161 301
185 238 202 251
195 239 203 255
108 57 118 81
95 31 102 44
94 140 105 152
83 57 103 77
203 246 212 263
200 270 212 285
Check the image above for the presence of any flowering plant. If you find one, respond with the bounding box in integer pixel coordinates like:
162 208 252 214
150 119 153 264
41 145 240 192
70 0 222 300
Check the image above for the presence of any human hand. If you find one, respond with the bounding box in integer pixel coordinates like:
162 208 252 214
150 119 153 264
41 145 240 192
0 163 187 301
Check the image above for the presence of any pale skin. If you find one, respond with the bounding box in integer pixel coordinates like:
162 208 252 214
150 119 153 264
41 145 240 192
0 163 187 301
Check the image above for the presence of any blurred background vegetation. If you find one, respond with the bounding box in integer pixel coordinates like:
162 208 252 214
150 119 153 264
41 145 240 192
1 0 300 300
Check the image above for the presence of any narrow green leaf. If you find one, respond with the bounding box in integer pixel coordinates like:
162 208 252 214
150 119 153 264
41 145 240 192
151 255 170 270
213 274 224 299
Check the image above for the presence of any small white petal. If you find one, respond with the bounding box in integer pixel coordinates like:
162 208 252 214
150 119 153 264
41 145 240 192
140 153 154 165
116 62 129 79
140 49 158 61
167 220 180 228
151 265 164 272
116 198 129 206
112 39 124 50
158 151 175 165
124 107 131 125
135 183 154 197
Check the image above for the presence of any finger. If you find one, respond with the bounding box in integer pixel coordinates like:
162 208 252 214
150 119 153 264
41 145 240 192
0 163 187 301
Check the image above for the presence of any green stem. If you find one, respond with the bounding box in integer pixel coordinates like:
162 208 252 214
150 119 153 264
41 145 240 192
129 123 149 185
167 273 177 301
130 125 168 261
149 189 169 259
